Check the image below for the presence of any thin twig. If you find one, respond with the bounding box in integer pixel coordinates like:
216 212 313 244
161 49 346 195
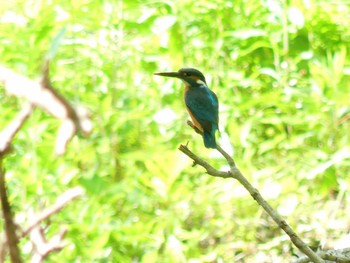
0 104 33 156
215 144 236 168
22 187 84 237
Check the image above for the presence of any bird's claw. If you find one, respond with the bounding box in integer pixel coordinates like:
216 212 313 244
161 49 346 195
187 120 202 135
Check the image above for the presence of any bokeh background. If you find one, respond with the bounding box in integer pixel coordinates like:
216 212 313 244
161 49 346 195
1 0 350 262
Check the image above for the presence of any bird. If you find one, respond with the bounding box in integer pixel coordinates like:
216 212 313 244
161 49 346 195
154 68 219 148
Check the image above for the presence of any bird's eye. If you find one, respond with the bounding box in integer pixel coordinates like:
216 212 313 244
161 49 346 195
183 72 190 77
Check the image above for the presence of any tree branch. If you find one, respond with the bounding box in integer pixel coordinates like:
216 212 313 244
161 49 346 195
0 186 84 262
0 64 92 155
178 145 230 178
25 187 84 262
179 121 326 263
21 187 84 237
29 225 67 263
295 248 350 263
0 163 22 263
0 60 86 261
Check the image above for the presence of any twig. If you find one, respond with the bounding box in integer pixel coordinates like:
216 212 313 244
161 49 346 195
25 187 84 262
178 145 230 178
22 187 84 237
216 144 236 168
0 163 22 263
179 121 325 263
0 104 33 156
0 187 83 262
294 248 350 263
30 226 67 263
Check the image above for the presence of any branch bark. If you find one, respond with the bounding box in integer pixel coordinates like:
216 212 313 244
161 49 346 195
0 62 86 262
0 163 22 263
0 186 84 262
0 64 92 155
25 187 84 263
30 226 67 263
295 248 350 263
179 121 326 263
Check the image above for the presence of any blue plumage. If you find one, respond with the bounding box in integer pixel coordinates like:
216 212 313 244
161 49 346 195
185 83 219 148
154 68 219 148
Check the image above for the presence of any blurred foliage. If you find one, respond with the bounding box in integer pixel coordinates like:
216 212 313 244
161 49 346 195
1 0 350 262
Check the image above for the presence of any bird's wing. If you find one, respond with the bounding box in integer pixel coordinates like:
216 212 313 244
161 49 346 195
185 86 219 132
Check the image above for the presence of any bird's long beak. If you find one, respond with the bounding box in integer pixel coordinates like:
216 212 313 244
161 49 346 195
154 72 182 79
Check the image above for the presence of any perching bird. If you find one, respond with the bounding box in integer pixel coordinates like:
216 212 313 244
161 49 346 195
154 68 219 148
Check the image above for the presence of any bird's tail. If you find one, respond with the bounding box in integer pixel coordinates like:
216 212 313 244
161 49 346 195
203 130 216 149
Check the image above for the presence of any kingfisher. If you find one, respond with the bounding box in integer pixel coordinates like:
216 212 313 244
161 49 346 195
154 68 219 148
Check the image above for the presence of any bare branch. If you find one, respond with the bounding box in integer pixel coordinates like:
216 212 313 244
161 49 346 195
0 186 83 262
0 64 92 155
22 187 84 237
178 145 231 178
30 226 67 263
179 122 326 263
25 187 84 262
0 65 66 119
216 144 236 168
0 60 87 261
295 248 350 263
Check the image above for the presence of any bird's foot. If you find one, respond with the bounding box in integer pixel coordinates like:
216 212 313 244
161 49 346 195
187 120 202 135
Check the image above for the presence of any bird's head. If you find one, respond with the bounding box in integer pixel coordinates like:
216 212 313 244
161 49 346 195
154 68 207 87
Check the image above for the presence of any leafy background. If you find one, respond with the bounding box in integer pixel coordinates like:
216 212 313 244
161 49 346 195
1 0 350 262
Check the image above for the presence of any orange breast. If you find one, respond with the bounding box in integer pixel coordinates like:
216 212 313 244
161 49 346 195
186 107 204 132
